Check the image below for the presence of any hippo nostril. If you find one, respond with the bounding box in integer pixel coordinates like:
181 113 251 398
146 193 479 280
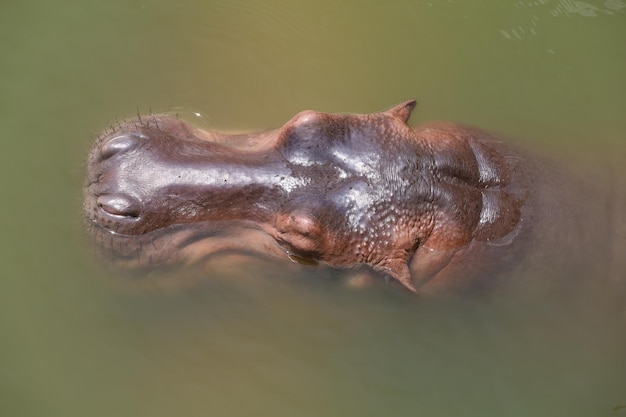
97 194 141 218
99 133 144 160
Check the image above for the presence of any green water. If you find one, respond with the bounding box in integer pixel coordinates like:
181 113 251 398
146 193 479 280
1 1 625 416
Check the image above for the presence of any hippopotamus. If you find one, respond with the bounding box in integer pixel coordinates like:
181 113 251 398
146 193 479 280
83 100 622 295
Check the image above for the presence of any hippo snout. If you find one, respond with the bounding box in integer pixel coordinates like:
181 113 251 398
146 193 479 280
85 129 149 235
95 194 141 218
98 132 143 160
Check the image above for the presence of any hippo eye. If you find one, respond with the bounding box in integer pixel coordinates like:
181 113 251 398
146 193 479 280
285 111 324 141
291 110 322 127
279 111 336 165
275 209 324 257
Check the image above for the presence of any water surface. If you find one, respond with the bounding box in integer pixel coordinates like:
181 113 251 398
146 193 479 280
1 1 625 416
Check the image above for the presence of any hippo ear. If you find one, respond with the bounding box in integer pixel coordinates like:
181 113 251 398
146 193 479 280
380 259 419 294
384 100 417 124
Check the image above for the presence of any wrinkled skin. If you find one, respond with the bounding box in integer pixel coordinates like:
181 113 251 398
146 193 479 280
84 101 615 294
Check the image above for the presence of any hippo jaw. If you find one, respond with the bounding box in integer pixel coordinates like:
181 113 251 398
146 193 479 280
84 101 522 293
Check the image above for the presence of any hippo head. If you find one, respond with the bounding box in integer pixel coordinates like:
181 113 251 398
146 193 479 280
84 101 522 293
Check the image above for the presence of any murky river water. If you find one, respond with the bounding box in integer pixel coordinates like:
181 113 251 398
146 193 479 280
1 1 625 416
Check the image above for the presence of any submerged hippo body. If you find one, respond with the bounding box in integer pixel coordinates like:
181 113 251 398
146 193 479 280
84 101 612 294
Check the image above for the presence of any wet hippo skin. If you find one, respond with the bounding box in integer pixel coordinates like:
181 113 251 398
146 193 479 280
84 101 603 294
